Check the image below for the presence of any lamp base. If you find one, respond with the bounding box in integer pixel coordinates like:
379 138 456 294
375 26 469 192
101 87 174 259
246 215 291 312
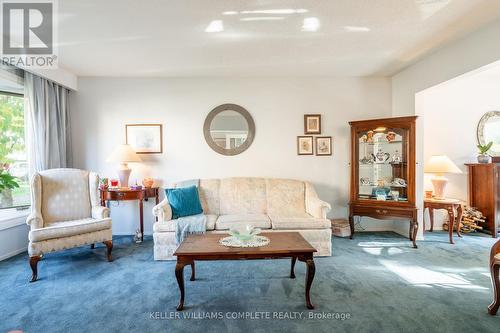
431 176 448 200
117 163 131 188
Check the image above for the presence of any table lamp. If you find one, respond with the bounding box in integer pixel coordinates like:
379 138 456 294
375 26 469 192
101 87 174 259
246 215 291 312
424 155 462 200
106 144 141 188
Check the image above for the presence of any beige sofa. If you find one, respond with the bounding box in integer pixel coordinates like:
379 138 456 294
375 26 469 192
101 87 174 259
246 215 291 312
152 177 332 260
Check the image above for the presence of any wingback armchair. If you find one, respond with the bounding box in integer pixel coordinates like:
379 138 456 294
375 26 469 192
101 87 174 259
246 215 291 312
489 239 500 315
27 168 113 282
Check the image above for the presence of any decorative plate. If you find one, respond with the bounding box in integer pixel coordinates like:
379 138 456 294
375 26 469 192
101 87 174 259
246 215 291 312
219 235 270 248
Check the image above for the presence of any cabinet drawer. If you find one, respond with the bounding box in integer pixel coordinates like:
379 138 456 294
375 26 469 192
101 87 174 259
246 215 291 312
143 187 158 198
102 191 140 201
351 205 416 220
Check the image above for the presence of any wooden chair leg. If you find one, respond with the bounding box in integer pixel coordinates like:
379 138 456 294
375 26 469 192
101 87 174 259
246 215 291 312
103 240 113 262
489 263 500 315
29 256 41 282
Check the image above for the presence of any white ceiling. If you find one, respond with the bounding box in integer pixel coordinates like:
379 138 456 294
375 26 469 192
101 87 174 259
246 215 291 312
56 0 500 77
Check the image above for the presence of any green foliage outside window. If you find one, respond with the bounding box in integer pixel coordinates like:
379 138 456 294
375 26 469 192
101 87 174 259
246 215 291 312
0 94 29 208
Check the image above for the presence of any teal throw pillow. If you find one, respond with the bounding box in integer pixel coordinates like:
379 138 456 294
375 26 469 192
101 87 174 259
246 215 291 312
166 185 203 219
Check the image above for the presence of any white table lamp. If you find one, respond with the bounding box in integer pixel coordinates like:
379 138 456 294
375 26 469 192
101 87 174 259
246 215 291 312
106 144 141 188
424 155 462 200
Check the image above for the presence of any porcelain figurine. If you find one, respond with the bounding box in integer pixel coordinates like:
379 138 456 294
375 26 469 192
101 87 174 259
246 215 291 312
391 150 401 164
366 131 374 143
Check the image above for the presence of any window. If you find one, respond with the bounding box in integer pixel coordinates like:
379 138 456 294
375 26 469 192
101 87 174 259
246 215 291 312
0 92 29 209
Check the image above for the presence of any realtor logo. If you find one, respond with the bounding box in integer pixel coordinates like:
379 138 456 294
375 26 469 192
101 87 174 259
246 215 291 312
1 0 57 68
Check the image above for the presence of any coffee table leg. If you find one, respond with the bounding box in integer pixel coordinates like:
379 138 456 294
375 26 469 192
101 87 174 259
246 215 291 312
290 257 297 279
175 262 186 311
190 262 195 281
305 257 315 309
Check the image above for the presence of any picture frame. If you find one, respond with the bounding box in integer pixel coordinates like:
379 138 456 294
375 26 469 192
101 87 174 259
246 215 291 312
125 124 163 154
304 114 321 134
315 136 332 156
297 136 314 155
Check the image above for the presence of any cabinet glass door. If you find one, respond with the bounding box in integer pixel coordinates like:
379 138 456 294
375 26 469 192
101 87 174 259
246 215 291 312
357 127 408 202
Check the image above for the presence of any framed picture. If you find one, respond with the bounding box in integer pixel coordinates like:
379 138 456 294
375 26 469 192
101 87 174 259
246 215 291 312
297 136 314 155
304 114 321 134
125 124 163 154
316 136 332 156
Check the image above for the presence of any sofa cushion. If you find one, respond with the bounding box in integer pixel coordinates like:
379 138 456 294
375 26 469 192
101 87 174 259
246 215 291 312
215 214 271 230
199 179 220 215
29 218 112 242
266 179 306 216
166 186 203 219
270 215 331 230
154 214 217 232
219 178 267 215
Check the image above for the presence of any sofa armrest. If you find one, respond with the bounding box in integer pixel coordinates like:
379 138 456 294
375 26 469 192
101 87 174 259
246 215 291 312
92 206 110 219
306 198 331 219
26 213 43 230
153 198 172 222
305 182 331 219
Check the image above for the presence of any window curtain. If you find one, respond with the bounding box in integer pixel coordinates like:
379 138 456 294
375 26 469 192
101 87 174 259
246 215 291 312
24 72 72 172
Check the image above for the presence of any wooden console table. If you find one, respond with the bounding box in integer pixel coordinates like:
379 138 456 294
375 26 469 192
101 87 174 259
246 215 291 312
100 187 160 242
424 198 463 244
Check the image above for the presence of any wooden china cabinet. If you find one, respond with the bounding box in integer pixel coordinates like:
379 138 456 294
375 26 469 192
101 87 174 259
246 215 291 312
348 116 418 248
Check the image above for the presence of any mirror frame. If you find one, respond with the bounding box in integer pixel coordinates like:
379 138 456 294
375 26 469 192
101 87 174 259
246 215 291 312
203 103 255 156
477 110 500 158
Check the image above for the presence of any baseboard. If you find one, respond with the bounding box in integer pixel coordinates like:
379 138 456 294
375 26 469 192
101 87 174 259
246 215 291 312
358 226 395 232
0 247 27 261
112 232 153 236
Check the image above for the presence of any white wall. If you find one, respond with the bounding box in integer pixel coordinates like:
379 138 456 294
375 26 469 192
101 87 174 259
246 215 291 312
0 214 29 261
70 77 392 235
418 69 500 230
391 18 500 238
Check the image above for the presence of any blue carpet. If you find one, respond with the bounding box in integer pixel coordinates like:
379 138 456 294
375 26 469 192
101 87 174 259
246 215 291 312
1 232 499 333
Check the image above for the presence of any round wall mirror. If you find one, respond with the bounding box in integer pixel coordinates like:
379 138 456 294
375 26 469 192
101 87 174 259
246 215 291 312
203 104 255 156
477 111 500 157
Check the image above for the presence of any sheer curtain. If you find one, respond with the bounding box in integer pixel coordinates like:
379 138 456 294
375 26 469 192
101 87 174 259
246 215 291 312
24 72 72 172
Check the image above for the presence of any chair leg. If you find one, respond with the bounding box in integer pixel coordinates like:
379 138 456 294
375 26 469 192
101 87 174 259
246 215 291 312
103 240 113 262
489 263 500 315
29 256 41 283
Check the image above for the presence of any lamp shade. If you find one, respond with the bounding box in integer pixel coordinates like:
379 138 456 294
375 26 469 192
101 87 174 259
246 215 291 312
424 155 462 175
106 144 142 163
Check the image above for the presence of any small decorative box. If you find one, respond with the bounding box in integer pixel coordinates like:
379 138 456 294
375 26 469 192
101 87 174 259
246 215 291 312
331 219 351 238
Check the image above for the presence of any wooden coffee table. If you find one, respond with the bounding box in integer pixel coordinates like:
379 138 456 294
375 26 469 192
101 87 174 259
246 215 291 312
173 232 317 311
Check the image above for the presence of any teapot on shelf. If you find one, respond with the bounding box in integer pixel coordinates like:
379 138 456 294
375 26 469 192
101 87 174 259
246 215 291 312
371 149 390 163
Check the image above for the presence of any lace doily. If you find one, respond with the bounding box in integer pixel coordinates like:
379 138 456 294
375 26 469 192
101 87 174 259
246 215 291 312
219 235 270 248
